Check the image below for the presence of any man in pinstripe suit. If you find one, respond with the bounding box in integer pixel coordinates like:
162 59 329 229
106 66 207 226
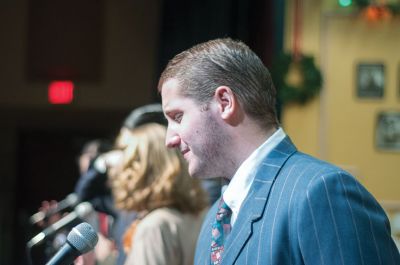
158 38 400 264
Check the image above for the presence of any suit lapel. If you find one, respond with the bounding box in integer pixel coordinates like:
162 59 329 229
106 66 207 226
221 136 297 264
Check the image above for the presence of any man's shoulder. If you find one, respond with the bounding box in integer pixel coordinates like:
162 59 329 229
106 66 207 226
287 151 346 174
273 151 360 195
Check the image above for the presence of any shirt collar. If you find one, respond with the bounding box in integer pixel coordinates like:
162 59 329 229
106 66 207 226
223 128 286 226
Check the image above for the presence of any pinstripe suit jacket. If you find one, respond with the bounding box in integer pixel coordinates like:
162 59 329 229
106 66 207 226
194 136 400 265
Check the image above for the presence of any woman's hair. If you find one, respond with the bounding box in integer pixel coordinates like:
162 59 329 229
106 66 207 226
109 123 207 214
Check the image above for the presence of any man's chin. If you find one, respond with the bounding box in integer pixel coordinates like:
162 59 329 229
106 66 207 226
188 165 205 179
188 170 201 179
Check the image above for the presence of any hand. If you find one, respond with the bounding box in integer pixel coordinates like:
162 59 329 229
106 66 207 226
74 233 116 265
36 200 62 228
74 251 96 265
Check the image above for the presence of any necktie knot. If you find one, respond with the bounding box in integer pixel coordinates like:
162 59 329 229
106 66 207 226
211 199 232 265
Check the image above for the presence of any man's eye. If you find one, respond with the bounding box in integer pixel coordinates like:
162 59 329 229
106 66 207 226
174 113 183 122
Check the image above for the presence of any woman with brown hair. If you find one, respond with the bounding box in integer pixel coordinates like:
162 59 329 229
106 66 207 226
109 123 208 265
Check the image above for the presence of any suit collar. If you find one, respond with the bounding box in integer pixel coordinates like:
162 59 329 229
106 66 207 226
221 136 297 264
223 128 286 225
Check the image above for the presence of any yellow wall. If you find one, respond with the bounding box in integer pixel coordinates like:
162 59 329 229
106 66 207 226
283 0 400 201
283 0 323 157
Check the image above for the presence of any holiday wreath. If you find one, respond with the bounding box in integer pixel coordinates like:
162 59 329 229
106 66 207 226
271 53 322 105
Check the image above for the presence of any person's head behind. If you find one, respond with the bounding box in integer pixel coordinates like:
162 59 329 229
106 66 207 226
123 103 167 130
79 139 113 174
116 103 167 149
110 123 207 214
158 38 279 130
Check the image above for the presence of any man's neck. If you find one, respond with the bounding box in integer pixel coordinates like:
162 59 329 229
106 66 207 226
226 121 277 179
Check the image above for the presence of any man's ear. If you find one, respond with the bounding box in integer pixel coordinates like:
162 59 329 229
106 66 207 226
214 86 237 121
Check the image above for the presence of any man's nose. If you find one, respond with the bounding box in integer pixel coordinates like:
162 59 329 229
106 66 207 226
166 130 180 148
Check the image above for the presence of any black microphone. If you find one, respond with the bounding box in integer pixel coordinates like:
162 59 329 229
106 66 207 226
27 202 94 249
45 222 98 265
30 193 80 226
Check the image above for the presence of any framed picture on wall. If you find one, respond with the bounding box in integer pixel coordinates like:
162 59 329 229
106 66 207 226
375 111 400 151
356 63 385 98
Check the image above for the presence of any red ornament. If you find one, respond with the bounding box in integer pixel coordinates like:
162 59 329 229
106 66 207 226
363 5 392 21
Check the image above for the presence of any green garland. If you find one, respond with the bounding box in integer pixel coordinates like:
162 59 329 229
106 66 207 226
271 53 322 105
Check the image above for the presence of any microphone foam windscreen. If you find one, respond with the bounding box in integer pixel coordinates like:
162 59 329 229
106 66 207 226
75 202 93 218
67 222 98 254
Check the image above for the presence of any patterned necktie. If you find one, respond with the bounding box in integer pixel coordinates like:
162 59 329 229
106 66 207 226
211 198 232 265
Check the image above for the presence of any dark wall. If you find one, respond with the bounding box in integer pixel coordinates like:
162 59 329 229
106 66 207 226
157 0 284 76
0 0 162 262
0 0 284 264
5 108 128 265
26 0 103 82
